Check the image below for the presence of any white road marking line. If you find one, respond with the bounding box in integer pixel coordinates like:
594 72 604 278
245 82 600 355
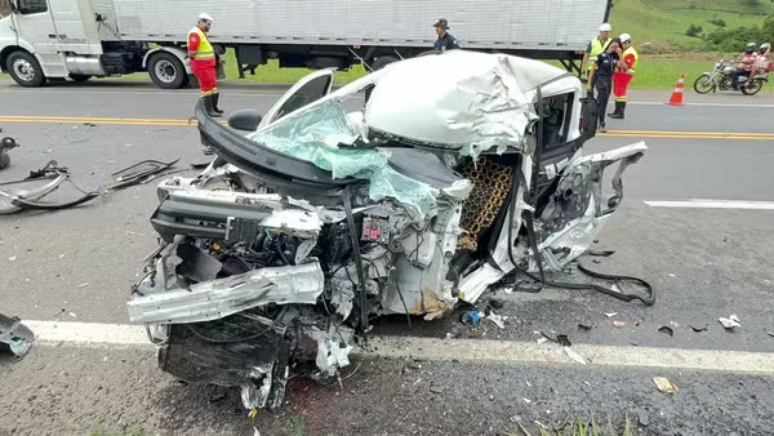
627 101 774 108
645 199 774 210
23 320 774 374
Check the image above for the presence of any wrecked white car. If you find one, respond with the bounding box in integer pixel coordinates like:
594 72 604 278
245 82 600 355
126 50 652 411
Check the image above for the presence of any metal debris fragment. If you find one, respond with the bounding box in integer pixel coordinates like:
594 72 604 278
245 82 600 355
563 347 587 365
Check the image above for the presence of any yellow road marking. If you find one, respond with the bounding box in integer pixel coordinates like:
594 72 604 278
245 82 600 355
0 115 772 140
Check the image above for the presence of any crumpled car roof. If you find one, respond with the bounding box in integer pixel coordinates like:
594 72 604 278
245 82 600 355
364 50 576 156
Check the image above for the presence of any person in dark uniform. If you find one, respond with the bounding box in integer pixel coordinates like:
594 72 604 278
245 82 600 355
586 38 621 133
433 19 461 52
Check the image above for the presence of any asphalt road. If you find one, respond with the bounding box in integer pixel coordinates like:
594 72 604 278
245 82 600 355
0 81 773 435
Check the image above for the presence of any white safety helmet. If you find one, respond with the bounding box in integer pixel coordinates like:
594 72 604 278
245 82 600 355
599 23 612 33
619 33 632 44
198 12 214 23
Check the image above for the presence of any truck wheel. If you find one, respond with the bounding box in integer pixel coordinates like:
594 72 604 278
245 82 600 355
6 51 47 87
371 55 399 71
148 52 187 90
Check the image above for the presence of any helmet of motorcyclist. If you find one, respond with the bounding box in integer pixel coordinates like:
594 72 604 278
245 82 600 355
745 42 757 54
760 42 771 53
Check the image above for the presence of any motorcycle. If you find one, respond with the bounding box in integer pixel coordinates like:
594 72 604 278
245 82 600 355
694 59 768 95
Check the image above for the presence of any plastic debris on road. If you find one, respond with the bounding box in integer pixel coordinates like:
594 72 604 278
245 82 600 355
719 314 742 330
653 377 678 394
460 311 483 326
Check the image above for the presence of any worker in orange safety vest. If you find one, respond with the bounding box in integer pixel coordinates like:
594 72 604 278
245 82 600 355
609 33 638 120
188 13 223 117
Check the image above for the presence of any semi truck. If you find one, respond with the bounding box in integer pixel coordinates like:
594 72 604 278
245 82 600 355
0 0 612 89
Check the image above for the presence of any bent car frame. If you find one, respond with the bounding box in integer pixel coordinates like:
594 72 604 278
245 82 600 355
126 50 649 412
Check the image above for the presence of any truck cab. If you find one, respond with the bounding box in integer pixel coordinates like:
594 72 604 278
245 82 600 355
0 0 147 86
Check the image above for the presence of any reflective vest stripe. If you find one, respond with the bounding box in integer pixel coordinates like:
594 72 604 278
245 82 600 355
189 27 215 60
587 38 611 70
623 47 639 75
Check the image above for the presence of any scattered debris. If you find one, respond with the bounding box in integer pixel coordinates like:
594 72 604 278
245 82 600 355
657 326 674 337
0 313 35 358
103 159 180 191
0 136 19 171
537 338 549 345
8 256 17 262
719 314 742 330
487 298 505 310
670 321 680 328
689 325 708 333
523 398 532 404
653 377 678 394
460 311 483 326
766 331 774 338
77 283 90 288
556 334 572 347
605 312 618 318
613 321 627 329
578 324 592 332
563 347 587 365
0 161 99 214
487 313 506 329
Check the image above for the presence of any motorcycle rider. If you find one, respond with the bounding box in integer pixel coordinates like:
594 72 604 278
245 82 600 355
752 42 772 79
731 42 757 90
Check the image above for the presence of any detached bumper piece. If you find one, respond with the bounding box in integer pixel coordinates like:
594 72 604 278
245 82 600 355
0 161 99 215
0 313 35 359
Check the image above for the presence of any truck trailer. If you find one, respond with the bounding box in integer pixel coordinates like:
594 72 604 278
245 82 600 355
0 0 612 89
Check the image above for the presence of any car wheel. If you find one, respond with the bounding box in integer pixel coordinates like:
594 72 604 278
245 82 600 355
370 55 399 71
6 51 47 87
148 52 187 90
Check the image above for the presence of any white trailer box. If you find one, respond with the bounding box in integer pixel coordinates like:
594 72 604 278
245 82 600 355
0 0 611 88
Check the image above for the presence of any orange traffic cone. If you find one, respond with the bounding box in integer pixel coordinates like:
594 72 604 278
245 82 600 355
668 74 686 106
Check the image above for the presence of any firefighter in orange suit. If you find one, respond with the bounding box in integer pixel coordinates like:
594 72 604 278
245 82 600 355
188 13 223 117
609 33 638 120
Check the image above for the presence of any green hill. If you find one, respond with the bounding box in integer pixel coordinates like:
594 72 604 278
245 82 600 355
609 0 773 51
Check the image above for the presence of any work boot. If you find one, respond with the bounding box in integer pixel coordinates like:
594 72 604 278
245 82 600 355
608 102 624 119
599 122 607 133
212 93 224 115
618 102 627 119
203 95 221 118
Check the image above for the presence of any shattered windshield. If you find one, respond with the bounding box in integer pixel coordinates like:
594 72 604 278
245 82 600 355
246 98 438 216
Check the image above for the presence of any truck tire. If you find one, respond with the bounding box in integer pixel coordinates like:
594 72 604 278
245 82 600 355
148 52 187 90
371 55 399 71
6 51 46 87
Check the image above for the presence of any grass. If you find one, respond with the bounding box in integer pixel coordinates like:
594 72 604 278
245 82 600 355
610 0 772 51
506 415 635 436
